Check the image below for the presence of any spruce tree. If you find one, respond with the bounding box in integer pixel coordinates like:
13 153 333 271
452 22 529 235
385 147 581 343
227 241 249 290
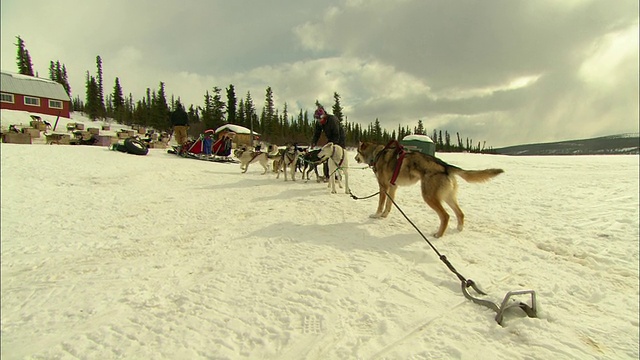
332 92 344 122
210 86 226 130
226 85 237 125
263 87 276 136
48 61 55 80
153 82 171 131
244 91 257 134
96 56 105 118
112 77 125 123
85 74 100 120
15 36 34 76
416 119 425 135
202 90 214 128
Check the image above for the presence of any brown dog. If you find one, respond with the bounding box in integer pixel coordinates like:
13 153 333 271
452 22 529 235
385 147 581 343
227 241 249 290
355 141 504 237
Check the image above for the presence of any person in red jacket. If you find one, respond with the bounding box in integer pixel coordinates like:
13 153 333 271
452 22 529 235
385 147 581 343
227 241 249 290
310 104 346 181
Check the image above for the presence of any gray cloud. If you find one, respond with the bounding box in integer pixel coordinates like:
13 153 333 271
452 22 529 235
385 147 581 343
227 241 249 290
1 0 637 147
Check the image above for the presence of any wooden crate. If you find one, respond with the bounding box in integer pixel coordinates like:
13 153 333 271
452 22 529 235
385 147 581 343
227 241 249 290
150 141 167 149
102 125 111 131
117 131 130 139
30 121 46 131
22 127 41 138
2 132 32 144
94 135 116 146
75 123 85 130
87 127 100 135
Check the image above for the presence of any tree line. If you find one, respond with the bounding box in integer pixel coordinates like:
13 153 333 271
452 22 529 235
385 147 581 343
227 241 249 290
14 36 495 153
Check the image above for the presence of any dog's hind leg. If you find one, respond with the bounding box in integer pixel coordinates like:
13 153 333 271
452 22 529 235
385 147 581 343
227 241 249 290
444 194 464 232
425 197 449 238
421 175 451 237
439 176 463 232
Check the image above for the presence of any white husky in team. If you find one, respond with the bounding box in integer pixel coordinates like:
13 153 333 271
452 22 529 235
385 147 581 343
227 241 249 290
234 144 279 174
317 142 349 194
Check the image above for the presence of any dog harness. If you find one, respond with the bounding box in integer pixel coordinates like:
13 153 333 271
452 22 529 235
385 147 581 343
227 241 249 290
283 149 298 166
330 145 345 168
371 140 406 186
249 151 263 162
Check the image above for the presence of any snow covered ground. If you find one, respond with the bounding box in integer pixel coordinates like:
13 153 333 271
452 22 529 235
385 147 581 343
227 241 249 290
1 114 639 359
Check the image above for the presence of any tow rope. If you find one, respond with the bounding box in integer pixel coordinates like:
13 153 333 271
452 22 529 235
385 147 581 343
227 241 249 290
350 188 538 326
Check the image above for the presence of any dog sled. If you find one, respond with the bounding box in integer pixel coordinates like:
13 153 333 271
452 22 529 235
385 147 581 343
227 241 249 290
168 129 239 163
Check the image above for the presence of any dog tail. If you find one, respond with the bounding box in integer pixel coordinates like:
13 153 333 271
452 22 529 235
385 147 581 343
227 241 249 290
449 167 504 183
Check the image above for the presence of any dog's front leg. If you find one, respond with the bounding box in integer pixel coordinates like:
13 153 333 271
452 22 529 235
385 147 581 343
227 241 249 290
328 166 337 193
344 169 350 194
370 185 388 218
381 185 398 217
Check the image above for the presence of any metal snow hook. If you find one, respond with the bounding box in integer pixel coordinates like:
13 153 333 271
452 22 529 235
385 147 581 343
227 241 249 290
350 189 538 325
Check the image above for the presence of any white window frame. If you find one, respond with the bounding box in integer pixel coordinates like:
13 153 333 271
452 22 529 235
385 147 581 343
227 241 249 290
49 99 63 109
1 93 14 103
24 96 40 107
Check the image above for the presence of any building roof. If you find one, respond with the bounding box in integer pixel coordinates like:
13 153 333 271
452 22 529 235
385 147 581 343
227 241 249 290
0 70 71 101
214 124 259 136
402 134 434 143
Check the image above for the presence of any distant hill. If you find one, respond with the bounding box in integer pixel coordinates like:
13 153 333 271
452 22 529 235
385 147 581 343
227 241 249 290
493 133 640 155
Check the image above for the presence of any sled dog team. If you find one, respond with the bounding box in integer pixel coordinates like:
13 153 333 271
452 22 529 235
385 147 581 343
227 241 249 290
233 142 349 194
234 141 503 238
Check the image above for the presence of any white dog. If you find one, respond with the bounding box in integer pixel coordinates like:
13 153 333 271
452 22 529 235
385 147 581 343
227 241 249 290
317 142 349 194
234 145 278 174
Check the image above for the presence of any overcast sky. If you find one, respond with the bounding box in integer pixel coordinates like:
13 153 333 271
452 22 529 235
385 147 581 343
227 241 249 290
1 0 638 147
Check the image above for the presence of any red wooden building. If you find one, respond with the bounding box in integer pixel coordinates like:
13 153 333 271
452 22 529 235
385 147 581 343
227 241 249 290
0 70 71 118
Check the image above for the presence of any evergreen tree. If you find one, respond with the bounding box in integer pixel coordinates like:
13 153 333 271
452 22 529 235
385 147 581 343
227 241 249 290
263 87 276 136
112 77 125 123
15 36 34 76
85 73 100 120
210 86 226 129
25 50 35 76
373 118 383 142
244 91 257 134
48 61 55 80
236 99 246 127
433 130 438 149
332 92 344 122
201 90 214 128
226 85 237 125
187 104 200 124
96 56 105 118
415 119 425 135
152 82 171 131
